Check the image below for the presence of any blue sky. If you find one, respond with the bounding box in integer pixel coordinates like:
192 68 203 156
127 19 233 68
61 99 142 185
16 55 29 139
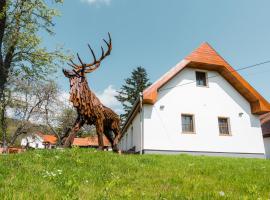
43 0 270 111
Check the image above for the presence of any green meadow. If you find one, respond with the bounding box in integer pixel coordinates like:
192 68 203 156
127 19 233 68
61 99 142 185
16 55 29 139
0 149 269 200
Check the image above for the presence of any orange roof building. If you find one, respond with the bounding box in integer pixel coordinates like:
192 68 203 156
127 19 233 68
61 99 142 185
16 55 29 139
72 135 110 147
118 42 270 158
21 132 57 149
36 132 57 145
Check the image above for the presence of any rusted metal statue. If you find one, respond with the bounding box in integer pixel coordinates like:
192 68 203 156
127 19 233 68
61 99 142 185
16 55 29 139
62 33 120 152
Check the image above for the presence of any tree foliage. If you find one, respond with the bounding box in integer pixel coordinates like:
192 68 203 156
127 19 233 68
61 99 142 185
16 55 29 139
57 108 77 136
116 66 151 123
0 0 67 146
1 0 65 83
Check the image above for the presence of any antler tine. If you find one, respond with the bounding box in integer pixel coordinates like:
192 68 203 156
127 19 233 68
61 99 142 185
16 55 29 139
67 58 80 70
83 32 112 73
77 53 85 67
67 33 112 73
87 44 97 63
103 38 109 47
108 32 111 44
69 59 78 67
103 32 112 51
101 46 104 57
67 62 77 69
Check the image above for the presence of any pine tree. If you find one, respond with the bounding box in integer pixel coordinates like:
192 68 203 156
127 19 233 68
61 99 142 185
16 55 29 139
116 66 151 124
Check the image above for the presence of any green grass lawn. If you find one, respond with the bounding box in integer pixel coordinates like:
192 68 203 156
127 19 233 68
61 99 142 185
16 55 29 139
0 149 270 200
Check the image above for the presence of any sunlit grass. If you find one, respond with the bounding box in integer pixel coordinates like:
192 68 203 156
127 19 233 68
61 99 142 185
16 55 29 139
0 148 269 199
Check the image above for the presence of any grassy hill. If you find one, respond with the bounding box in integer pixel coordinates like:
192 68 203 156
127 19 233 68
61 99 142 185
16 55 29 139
0 149 270 199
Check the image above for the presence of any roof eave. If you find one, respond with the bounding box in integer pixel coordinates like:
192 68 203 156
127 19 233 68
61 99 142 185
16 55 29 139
121 98 141 134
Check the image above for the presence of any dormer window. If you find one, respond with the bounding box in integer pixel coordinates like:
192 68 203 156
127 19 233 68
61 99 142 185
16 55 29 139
196 71 207 87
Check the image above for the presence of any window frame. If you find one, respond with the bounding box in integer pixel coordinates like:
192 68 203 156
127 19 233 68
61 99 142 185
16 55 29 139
218 117 231 136
195 71 208 87
181 113 196 134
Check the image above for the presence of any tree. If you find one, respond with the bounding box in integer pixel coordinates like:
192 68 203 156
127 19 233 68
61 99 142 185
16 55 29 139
55 107 77 142
0 0 66 146
7 77 60 145
116 66 151 123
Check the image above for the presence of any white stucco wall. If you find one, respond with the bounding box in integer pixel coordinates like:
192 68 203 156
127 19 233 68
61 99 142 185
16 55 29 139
119 112 142 152
264 138 270 159
143 68 265 155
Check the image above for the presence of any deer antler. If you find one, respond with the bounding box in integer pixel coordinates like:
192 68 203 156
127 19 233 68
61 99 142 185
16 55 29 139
68 32 112 74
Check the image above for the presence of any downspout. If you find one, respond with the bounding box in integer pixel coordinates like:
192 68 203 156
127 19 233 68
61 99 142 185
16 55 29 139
139 92 144 155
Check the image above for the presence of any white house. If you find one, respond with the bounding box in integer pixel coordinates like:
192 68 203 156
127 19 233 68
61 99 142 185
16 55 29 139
21 132 57 149
118 42 270 158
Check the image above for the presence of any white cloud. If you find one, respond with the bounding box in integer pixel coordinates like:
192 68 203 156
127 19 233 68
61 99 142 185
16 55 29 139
80 0 111 6
96 85 123 114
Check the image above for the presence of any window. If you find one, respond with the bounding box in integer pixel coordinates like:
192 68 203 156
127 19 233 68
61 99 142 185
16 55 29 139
181 114 195 133
218 117 230 135
196 71 207 86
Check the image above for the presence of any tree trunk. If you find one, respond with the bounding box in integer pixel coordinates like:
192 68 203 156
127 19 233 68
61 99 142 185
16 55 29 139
0 0 8 147
0 65 7 98
0 62 9 147
9 125 24 146
0 0 7 98
0 95 7 148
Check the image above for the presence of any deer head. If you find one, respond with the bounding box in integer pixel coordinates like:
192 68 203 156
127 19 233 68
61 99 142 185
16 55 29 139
63 33 112 87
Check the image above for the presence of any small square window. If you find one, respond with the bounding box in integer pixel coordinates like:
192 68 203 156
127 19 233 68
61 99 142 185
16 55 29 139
181 114 195 133
196 71 207 86
218 117 230 135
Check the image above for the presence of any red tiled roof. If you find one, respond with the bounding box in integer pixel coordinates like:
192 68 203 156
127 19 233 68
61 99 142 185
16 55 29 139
43 135 57 144
36 132 57 144
260 113 270 138
72 135 110 147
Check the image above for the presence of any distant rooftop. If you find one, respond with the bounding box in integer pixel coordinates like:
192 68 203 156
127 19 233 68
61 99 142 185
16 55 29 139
72 135 110 147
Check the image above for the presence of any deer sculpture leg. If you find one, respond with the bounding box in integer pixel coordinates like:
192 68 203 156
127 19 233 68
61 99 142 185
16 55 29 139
109 120 120 152
64 117 85 147
112 127 120 152
95 120 105 150
104 129 115 150
103 129 119 152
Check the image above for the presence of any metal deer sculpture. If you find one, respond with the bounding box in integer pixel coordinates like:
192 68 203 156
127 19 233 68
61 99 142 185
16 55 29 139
62 33 120 151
